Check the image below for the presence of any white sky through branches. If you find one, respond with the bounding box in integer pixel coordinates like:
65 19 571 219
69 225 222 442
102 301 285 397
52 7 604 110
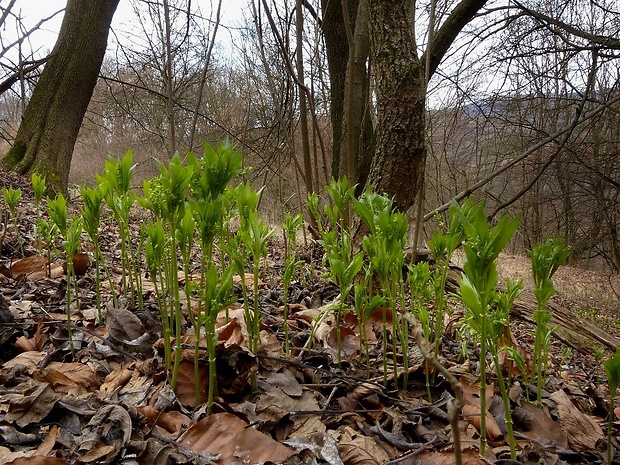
3 0 247 62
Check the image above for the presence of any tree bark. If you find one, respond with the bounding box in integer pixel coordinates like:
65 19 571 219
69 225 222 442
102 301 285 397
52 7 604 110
362 0 488 213
341 0 372 186
3 0 120 193
366 0 426 213
321 0 358 179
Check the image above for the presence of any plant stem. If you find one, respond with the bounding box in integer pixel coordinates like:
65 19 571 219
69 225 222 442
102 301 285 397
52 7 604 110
493 351 516 460
479 290 488 456
66 260 75 358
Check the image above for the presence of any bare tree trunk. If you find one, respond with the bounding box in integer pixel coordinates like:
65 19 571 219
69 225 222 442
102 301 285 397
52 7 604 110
3 0 119 193
341 0 370 184
296 0 314 195
366 0 426 213
163 0 177 155
321 0 358 179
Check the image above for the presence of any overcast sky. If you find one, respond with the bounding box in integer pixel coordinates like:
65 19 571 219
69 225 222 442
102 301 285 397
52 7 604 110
3 0 247 61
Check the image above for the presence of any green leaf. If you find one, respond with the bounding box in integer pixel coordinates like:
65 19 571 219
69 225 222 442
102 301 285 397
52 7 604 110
605 348 620 397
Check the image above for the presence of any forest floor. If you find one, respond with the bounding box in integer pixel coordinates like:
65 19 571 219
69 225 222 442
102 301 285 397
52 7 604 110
0 168 619 465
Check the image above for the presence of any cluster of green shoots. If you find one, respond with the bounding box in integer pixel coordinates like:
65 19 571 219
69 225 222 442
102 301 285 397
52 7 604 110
14 159 618 453
529 238 569 406
18 142 277 415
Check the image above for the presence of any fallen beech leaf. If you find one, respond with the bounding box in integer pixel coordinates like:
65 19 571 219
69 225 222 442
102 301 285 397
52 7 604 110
106 307 151 352
314 313 359 360
35 362 98 394
99 368 133 398
416 447 489 464
549 389 604 452
181 412 294 463
0 295 15 345
462 404 502 441
9 255 48 280
233 272 262 287
3 351 47 373
263 370 303 397
14 319 47 352
338 425 390 464
138 405 191 434
284 432 342 463
174 359 209 407
512 400 568 448
216 308 249 348
35 424 58 456
0 381 60 428
460 380 502 441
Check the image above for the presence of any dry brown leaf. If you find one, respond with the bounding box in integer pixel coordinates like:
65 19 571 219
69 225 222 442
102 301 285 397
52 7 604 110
462 404 503 441
181 412 294 463
35 424 58 456
549 389 604 452
338 425 390 464
78 404 132 463
216 308 249 348
512 400 568 448
314 314 359 360
460 380 502 441
99 368 133 398
174 359 209 407
416 448 490 465
35 362 98 394
9 255 49 280
233 272 262 287
260 329 285 357
263 370 303 397
14 319 47 352
0 381 60 428
3 351 47 373
138 405 191 434
106 307 151 351
290 307 320 326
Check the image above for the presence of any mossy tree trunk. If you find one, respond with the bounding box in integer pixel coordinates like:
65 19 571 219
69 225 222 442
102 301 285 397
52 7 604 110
3 0 119 193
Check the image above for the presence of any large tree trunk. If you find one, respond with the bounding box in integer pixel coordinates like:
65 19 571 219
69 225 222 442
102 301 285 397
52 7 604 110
321 0 358 179
3 0 119 193
366 0 426 213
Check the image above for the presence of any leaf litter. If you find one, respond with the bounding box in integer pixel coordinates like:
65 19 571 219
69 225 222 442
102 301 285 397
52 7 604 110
0 170 618 465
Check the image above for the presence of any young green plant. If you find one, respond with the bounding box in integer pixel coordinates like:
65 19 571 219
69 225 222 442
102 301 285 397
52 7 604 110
97 151 140 305
81 185 116 323
144 219 172 372
189 141 242 403
408 261 434 400
31 174 46 253
490 279 522 460
62 216 83 358
353 189 408 387
310 178 363 369
457 201 520 455
529 238 569 406
604 348 620 465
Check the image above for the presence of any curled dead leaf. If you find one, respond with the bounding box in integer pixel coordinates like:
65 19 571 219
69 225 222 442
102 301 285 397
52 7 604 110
181 412 294 464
